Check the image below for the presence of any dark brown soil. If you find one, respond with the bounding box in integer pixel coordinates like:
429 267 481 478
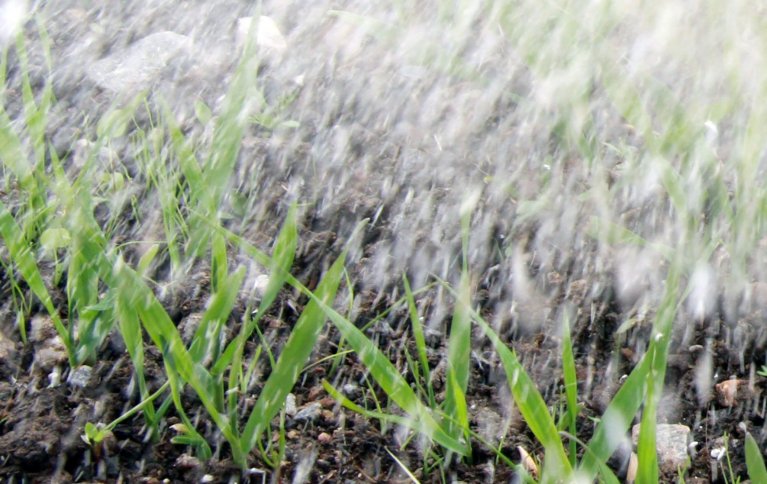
2 3 767 483
1 238 767 483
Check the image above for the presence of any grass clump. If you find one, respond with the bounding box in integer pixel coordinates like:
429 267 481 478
4 2 767 483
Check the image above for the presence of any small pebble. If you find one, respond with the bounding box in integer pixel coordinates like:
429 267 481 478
48 365 62 387
715 379 759 407
175 453 201 469
200 474 215 483
342 383 359 397
293 402 322 422
67 365 93 389
321 409 335 422
252 274 270 298
631 423 691 474
318 432 332 444
285 393 297 416
36 341 68 371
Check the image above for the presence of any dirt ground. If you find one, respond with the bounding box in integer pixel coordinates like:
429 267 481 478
2 2 767 483
1 227 766 483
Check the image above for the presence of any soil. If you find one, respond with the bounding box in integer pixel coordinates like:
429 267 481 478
2 2 767 484
1 229 766 483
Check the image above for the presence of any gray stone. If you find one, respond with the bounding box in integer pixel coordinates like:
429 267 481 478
632 423 691 474
34 336 68 371
293 402 322 423
67 365 93 389
87 31 192 94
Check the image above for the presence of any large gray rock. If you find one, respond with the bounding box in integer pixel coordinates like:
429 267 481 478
87 31 192 94
632 423 691 474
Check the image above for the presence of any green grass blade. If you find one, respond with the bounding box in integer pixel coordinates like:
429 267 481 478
210 232 228 293
311 282 469 456
324 379 429 436
577 354 649 480
324 379 465 459
114 282 158 432
445 281 572 478
240 250 345 455
746 433 767 482
111 257 238 451
403 275 435 406
216 221 467 455
225 205 296 411
66 206 105 363
635 268 679 483
189 266 246 365
213 220 466 452
0 200 73 363
635 388 659 483
443 269 472 448
446 368 470 448
561 313 579 467
257 204 297 317
166 372 212 460
187 33 261 256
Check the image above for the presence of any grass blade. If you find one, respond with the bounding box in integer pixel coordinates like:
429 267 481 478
561 313 579 467
224 205 296 412
0 200 73 363
313 284 470 456
443 269 472 450
445 281 572 478
403 275 435 406
635 268 679 483
746 433 767 482
577 353 649 480
240 249 345 455
218 221 468 455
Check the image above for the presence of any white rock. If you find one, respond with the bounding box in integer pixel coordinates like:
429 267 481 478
67 365 93 389
631 423 691 474
48 365 62 387
252 274 270 298
236 16 287 52
35 336 68 371
87 31 192 94
474 407 505 448
285 393 297 416
293 402 322 422
0 0 27 48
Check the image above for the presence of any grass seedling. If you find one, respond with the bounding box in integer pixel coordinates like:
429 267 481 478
745 433 767 482
560 312 579 468
635 265 681 483
83 381 170 448
403 275 436 409
716 433 741 484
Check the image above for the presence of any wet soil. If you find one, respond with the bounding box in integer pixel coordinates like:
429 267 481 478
2 2 767 483
1 232 767 483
